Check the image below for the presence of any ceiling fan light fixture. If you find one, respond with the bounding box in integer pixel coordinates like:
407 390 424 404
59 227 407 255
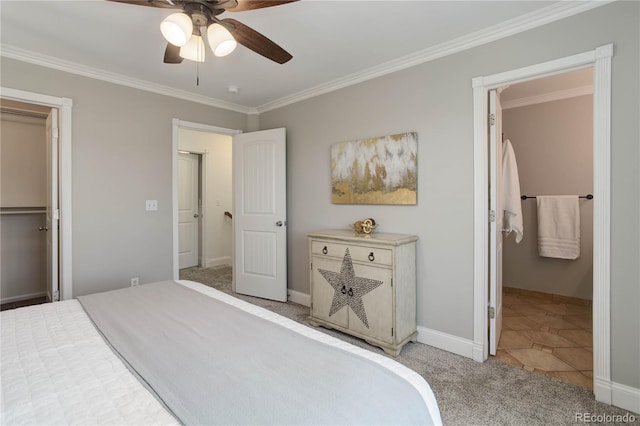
160 12 193 47
180 34 206 62
207 23 237 57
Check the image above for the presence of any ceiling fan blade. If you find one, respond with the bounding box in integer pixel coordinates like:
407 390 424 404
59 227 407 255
229 0 298 12
222 18 292 64
106 0 181 9
164 43 184 64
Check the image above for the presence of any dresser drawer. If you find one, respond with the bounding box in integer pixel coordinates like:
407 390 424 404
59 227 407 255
311 240 392 266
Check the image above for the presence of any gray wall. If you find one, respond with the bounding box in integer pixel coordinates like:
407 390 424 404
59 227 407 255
502 95 593 300
259 2 639 389
0 58 249 297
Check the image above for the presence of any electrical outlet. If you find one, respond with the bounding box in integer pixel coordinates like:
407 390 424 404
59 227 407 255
131 277 139 287
145 200 158 211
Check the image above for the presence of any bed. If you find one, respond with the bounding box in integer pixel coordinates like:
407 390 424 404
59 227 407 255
1 280 442 425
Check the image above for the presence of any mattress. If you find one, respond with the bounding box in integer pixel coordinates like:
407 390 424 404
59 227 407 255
1 280 442 425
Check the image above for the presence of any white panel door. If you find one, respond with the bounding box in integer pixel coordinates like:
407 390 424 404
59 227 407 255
45 109 59 302
489 89 504 355
178 152 200 269
233 128 287 302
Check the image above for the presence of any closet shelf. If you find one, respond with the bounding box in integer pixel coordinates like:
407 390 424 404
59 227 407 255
0 207 46 215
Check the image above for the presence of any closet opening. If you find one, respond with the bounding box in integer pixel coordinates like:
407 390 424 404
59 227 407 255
0 99 58 311
490 68 595 390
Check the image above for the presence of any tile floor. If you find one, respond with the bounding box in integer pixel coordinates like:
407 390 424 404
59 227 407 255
491 287 593 390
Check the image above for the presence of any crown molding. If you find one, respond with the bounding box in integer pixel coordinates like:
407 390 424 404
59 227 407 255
502 85 594 109
255 0 614 113
0 44 257 115
1 1 614 116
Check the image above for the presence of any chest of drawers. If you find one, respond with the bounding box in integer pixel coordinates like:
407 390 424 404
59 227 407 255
307 230 418 356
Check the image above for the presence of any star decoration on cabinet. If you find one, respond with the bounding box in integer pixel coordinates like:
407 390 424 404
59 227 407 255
318 248 383 328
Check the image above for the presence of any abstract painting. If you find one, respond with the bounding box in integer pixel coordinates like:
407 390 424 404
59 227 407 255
331 132 417 204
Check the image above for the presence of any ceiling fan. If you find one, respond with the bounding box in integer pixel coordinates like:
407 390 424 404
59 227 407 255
108 0 297 65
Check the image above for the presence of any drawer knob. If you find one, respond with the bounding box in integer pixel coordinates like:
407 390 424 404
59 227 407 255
341 286 347 295
368 252 375 261
322 246 328 255
348 288 354 297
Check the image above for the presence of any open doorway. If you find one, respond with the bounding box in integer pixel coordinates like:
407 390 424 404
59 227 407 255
172 120 239 282
1 100 51 310
490 68 595 390
0 88 73 307
472 44 613 405
172 123 289 303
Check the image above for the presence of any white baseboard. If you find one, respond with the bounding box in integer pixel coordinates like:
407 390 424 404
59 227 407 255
594 378 613 405
287 289 310 307
472 342 485 362
205 256 231 268
1 292 47 305
416 326 475 359
612 382 640 414
593 377 640 414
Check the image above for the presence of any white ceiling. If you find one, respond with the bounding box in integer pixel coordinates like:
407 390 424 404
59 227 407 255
0 1 608 113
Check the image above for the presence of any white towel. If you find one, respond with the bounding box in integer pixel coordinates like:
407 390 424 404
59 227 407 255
536 195 580 259
502 140 523 243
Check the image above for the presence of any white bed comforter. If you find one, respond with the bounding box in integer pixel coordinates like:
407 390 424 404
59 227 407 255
0 298 178 425
1 280 442 425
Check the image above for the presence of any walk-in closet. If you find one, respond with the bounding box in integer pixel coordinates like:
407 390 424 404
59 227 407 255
1 100 50 310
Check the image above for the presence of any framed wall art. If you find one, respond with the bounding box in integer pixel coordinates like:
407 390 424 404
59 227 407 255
331 132 417 205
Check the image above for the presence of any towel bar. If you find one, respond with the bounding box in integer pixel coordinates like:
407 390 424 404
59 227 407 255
521 194 593 200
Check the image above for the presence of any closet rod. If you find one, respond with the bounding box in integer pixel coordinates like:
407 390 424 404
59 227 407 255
520 194 593 200
0 208 46 215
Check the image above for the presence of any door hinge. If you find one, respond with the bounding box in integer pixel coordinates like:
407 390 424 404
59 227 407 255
489 209 495 223
391 327 394 337
390 278 393 287
488 113 495 127
489 306 495 319
53 290 60 302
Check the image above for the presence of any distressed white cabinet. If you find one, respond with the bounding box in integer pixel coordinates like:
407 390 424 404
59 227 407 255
307 230 418 356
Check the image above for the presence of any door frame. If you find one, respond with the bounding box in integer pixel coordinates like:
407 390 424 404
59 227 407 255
0 87 73 300
471 44 613 404
172 119 241 279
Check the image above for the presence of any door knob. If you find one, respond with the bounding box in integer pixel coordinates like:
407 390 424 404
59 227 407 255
38 226 48 231
193 213 199 218
275 221 283 227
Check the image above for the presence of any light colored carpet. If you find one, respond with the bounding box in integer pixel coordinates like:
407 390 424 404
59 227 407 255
180 266 639 425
